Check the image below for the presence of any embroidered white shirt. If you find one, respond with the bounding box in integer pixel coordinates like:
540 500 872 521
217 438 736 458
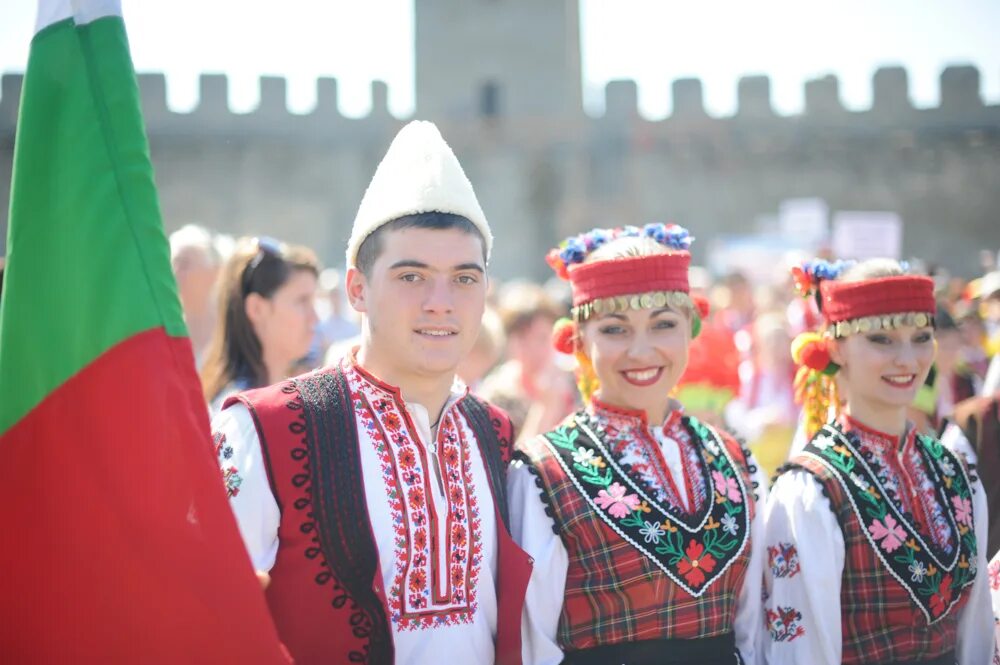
212 363 501 665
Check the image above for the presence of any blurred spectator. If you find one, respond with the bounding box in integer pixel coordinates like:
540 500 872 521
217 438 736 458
308 267 360 365
932 307 980 424
478 280 574 440
725 311 797 477
169 224 223 366
981 270 1000 357
201 236 319 414
715 271 755 333
457 306 505 389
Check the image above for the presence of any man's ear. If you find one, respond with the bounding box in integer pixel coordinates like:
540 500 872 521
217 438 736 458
345 267 369 314
244 292 268 327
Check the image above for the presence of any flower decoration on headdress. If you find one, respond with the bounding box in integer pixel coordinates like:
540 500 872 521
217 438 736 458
551 317 577 355
546 223 693 281
790 259 854 298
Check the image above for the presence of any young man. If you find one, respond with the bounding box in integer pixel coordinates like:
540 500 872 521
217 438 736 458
211 121 531 665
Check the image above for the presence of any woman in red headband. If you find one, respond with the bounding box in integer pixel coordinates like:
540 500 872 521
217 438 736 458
763 259 992 665
509 224 767 665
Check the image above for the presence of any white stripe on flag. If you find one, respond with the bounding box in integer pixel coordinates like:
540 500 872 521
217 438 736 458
36 0 121 34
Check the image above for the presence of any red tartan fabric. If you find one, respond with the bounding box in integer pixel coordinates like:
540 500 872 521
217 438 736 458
794 456 968 664
519 426 753 651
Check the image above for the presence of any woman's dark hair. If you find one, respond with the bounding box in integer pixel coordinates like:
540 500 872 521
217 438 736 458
200 237 319 402
355 212 485 277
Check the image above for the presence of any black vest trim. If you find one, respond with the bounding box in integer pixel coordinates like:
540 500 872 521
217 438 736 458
294 368 393 664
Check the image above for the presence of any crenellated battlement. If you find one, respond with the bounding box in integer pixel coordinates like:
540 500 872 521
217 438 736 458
1 63 998 280
2 66 997 139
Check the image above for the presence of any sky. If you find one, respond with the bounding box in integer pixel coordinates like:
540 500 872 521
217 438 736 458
1 1 998 118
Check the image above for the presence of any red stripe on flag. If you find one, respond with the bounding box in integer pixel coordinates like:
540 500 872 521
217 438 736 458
0 328 288 663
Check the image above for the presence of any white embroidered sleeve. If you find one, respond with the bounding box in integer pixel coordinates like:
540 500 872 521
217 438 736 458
211 403 281 573
955 472 994 665
763 470 844 665
507 461 567 665
733 455 768 665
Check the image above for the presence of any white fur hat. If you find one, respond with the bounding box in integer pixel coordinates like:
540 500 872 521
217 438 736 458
345 120 493 268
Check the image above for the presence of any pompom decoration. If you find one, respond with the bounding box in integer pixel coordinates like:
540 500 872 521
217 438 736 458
551 318 577 355
791 259 854 297
547 223 694 280
692 294 710 319
790 331 842 438
790 332 838 374
545 248 569 280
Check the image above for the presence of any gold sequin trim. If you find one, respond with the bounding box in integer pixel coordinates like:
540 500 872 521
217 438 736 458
573 290 692 322
829 311 934 338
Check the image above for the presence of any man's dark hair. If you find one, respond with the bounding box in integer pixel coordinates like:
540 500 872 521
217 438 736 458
355 212 486 277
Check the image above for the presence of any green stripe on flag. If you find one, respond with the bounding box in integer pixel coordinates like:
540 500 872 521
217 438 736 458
0 15 186 435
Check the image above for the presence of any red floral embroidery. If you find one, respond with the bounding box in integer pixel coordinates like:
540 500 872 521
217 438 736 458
348 364 483 631
766 605 805 642
929 573 953 617
677 539 717 587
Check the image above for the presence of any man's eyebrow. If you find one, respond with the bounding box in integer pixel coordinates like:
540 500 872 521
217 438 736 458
388 260 430 270
387 260 485 274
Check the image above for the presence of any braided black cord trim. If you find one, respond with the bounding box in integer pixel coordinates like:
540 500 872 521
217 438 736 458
295 369 393 664
458 395 511 533
512 449 563 536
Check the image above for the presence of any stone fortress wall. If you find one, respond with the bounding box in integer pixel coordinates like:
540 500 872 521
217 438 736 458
1 0 998 279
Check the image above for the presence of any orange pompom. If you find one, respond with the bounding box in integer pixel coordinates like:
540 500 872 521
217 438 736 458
551 318 576 354
545 249 570 280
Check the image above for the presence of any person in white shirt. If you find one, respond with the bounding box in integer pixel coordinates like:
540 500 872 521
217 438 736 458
511 224 766 665
764 258 992 665
211 121 531 665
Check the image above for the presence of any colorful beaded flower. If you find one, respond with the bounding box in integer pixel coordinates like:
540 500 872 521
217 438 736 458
790 259 854 298
546 223 693 280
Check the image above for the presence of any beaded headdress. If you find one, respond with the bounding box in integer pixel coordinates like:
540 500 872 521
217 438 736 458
547 223 707 402
789 259 936 436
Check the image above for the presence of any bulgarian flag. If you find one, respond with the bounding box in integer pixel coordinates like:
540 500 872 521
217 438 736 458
0 2 288 661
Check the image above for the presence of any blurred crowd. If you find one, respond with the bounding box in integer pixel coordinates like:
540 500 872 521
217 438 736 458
164 223 1000 478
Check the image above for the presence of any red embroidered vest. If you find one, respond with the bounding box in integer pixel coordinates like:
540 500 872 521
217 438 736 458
229 365 531 665
789 421 976 665
518 411 756 652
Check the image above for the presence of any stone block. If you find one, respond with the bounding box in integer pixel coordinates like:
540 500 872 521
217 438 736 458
737 75 773 117
940 65 982 111
672 78 705 117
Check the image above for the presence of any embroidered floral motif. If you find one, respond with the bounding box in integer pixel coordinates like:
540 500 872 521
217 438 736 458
908 560 927 582
767 542 801 579
712 469 743 504
988 558 1000 590
951 495 973 525
222 467 242 497
766 605 805 642
799 424 978 624
639 520 665 544
542 413 751 596
348 368 482 631
595 482 641 518
677 540 717 587
213 432 242 498
869 514 906 552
